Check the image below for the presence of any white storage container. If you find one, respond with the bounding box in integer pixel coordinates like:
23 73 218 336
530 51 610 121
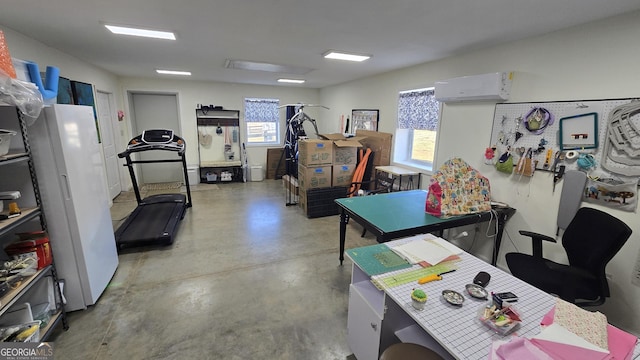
186 166 199 186
0 129 17 156
250 166 263 182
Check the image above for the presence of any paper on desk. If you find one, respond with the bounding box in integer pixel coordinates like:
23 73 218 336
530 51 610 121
541 307 638 360
532 323 610 356
388 235 456 265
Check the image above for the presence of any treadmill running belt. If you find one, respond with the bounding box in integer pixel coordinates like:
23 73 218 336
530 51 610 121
116 202 184 247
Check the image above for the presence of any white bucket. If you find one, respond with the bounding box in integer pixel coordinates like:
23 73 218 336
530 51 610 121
250 166 263 182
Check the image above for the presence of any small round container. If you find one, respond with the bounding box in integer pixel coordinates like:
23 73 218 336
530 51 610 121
442 290 464 306
465 283 488 299
411 289 427 310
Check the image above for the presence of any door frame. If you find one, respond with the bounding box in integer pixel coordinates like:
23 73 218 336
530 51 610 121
125 90 183 185
95 89 122 201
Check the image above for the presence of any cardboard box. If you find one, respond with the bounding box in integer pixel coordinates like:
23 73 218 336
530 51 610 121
298 164 332 190
332 164 356 187
298 139 333 166
266 148 286 179
356 130 393 167
319 133 364 165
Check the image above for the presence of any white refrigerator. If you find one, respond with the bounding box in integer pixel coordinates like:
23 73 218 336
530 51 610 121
29 104 119 312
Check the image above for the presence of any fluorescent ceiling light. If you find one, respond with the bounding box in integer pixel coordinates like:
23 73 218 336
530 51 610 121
278 79 305 84
105 25 176 40
225 59 313 75
156 69 191 76
323 51 371 62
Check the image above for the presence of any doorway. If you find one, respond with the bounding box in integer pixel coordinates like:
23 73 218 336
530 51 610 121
96 90 122 200
129 92 182 184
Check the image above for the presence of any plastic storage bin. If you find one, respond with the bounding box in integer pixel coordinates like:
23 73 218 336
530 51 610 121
250 166 263 182
0 129 17 156
6 233 52 270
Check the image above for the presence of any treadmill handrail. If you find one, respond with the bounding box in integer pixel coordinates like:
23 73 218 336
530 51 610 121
118 145 185 158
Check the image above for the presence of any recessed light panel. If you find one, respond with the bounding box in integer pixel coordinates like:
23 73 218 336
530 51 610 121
105 25 176 40
156 69 191 76
225 59 312 75
278 79 305 84
323 51 371 62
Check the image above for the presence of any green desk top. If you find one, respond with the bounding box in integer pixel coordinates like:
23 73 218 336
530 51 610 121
335 190 451 233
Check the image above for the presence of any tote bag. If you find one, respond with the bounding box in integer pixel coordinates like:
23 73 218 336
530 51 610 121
584 177 637 212
427 158 491 217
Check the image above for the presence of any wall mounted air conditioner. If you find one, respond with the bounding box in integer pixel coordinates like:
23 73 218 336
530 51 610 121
434 72 512 103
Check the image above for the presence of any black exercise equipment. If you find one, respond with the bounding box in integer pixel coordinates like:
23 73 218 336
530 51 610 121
115 129 192 249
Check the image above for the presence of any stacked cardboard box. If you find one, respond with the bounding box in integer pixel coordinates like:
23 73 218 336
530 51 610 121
355 130 393 184
319 134 362 188
297 132 392 217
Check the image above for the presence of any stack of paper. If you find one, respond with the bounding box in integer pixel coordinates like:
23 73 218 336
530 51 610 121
388 234 462 266
531 299 638 360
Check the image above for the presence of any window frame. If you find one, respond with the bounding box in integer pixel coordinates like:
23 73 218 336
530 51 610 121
243 98 281 146
393 87 442 173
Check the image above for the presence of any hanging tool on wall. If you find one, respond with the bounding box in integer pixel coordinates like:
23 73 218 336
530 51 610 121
543 149 553 169
551 151 565 192
553 165 566 193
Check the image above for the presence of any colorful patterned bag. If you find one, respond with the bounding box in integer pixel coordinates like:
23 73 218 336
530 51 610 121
426 158 491 217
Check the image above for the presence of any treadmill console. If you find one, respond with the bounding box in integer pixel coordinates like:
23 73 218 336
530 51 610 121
142 129 174 144
124 129 185 154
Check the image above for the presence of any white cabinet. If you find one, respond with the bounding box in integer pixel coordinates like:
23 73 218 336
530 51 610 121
347 263 386 360
0 105 67 341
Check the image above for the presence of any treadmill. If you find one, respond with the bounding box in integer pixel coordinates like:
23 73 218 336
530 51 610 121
115 129 192 249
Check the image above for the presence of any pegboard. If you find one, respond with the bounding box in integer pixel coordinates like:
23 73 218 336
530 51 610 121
489 99 640 178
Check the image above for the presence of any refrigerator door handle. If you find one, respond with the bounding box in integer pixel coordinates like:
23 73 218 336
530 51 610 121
61 174 72 200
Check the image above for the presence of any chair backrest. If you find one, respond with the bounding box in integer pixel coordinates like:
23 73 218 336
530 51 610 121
374 171 395 192
563 207 632 280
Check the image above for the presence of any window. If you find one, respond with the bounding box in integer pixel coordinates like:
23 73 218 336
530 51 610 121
394 87 440 172
244 98 280 145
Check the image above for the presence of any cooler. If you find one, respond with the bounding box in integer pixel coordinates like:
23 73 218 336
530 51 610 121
6 233 53 270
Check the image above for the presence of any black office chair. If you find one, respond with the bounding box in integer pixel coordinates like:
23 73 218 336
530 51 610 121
506 207 631 307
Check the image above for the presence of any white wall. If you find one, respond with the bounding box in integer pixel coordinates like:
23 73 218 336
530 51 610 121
4 11 640 334
1 25 126 197
118 77 319 182
320 11 640 334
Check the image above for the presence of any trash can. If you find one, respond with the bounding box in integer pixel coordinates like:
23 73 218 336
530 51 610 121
187 166 199 185
250 166 263 182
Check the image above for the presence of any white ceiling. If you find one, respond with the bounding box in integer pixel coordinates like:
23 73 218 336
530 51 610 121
1 1 639 89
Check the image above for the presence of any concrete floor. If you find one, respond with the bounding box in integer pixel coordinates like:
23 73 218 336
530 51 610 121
47 180 374 360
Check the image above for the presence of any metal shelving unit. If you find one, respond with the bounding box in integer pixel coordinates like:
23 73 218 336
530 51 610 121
0 106 68 341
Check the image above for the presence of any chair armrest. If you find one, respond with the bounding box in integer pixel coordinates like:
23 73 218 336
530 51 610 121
519 230 556 259
518 230 557 243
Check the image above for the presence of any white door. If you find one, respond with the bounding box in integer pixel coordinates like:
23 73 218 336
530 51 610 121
96 91 122 199
130 93 182 184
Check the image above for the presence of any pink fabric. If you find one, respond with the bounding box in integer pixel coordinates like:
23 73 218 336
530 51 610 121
495 337 554 360
540 307 637 360
530 338 611 360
